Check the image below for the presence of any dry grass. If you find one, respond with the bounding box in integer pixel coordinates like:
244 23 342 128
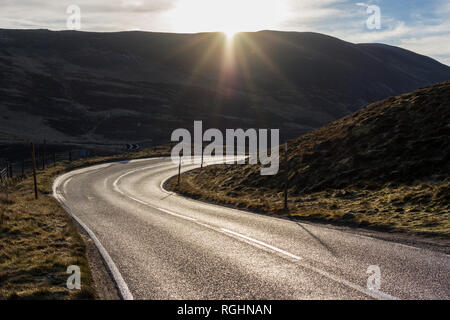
168 171 449 237
0 146 171 300
0 168 95 300
166 82 450 238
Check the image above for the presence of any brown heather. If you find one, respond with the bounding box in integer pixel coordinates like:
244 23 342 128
168 81 450 237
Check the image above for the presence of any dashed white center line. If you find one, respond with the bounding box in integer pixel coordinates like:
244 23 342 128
63 177 72 194
157 207 198 222
110 163 401 301
221 228 303 261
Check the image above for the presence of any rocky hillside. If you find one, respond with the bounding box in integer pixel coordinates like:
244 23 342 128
168 82 450 236
1 29 450 147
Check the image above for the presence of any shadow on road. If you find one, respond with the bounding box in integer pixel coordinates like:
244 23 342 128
160 192 174 201
291 219 338 257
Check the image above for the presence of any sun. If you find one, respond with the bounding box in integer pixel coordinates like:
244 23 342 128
168 0 287 35
224 29 238 39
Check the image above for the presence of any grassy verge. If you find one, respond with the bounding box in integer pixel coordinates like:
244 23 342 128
0 146 170 300
167 165 449 238
165 82 450 239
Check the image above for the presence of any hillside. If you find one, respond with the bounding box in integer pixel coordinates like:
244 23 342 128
1 29 450 148
167 81 450 236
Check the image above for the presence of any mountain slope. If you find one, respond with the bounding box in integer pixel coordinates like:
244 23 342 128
1 29 449 146
168 81 450 236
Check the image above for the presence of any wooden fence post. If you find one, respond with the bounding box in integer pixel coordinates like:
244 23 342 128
30 143 38 200
284 142 289 212
42 139 46 170
177 156 181 186
200 143 204 169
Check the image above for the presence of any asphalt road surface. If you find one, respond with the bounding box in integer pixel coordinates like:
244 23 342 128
53 157 449 300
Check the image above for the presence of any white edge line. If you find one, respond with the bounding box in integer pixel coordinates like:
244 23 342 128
51 157 214 301
53 169 134 300
114 166 399 300
158 157 247 196
155 161 403 300
56 158 401 301
219 228 398 300
161 164 449 259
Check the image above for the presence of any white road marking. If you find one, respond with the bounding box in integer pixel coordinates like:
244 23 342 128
113 164 399 300
157 207 198 222
393 242 421 251
113 162 170 194
158 157 243 195
218 229 397 300
56 158 403 301
63 177 72 194
221 228 303 261
353 234 374 241
353 233 421 251
53 167 135 300
295 261 399 300
220 232 397 300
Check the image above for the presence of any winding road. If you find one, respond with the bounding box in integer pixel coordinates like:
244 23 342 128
53 157 449 300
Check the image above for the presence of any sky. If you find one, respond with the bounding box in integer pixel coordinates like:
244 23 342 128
1 0 449 65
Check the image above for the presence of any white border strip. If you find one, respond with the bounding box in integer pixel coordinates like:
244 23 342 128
51 161 168 300
53 157 404 301
112 163 398 300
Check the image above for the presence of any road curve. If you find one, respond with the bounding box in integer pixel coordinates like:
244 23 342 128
53 157 449 300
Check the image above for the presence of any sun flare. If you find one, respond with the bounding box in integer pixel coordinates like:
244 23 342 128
224 29 238 39
168 0 287 34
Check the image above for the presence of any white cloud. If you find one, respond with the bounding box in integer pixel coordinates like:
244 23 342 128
333 21 412 43
0 0 448 65
0 0 175 31
399 34 450 65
